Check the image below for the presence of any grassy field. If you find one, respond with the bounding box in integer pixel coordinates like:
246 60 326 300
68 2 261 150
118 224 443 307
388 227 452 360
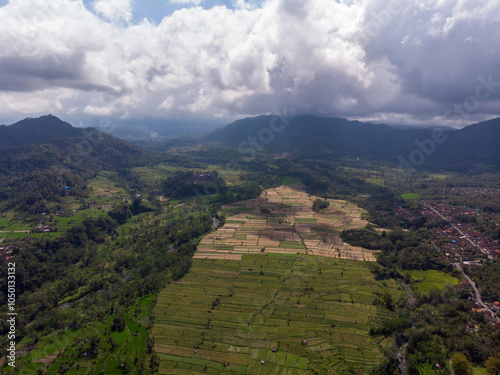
473 366 488 375
281 176 301 186
154 254 398 374
406 270 459 294
132 164 244 189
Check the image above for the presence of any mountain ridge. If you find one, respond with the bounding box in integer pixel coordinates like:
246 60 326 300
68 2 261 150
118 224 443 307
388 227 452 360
206 115 500 169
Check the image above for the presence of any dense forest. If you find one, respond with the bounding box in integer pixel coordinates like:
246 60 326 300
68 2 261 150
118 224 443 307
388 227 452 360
0 198 217 373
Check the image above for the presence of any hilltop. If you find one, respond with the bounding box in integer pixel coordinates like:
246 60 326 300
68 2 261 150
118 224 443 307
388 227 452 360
0 115 85 148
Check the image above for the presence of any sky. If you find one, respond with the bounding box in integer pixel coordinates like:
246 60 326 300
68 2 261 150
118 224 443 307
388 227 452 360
0 0 499 127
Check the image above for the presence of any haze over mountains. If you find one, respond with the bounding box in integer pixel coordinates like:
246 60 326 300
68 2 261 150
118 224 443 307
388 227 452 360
1 114 500 373
207 115 500 169
1 115 499 172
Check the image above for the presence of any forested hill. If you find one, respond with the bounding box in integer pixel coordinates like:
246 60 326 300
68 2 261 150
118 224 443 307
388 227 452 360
0 115 159 171
206 115 500 169
0 115 86 148
0 115 161 211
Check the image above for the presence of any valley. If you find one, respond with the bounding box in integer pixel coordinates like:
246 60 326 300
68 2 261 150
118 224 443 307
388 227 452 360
0 115 499 374
2 0 500 373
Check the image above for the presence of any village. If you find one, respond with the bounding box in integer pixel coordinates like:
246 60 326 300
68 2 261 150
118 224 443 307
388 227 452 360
421 202 500 261
418 200 500 326
0 210 77 261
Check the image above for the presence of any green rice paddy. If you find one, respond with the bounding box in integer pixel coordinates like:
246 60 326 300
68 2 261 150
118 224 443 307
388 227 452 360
154 254 397 374
406 270 459 294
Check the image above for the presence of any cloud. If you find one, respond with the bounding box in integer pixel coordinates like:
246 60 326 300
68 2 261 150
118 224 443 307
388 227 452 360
93 0 133 22
0 0 500 126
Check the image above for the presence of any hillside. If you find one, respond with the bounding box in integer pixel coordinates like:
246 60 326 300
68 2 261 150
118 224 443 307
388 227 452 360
206 115 500 169
154 185 395 374
0 115 160 211
1 113 499 374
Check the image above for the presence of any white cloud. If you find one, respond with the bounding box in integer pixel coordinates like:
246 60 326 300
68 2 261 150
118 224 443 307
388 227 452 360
83 104 114 116
93 0 133 23
0 0 500 126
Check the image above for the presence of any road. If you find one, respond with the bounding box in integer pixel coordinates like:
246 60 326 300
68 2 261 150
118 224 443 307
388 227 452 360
425 204 499 323
427 205 492 260
453 262 500 324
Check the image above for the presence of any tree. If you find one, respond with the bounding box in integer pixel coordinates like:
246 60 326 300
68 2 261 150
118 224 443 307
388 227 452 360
486 357 500 375
452 353 473 375
312 199 329 212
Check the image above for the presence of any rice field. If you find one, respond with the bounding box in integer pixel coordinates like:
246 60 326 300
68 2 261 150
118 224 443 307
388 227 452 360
196 185 378 262
153 185 394 373
154 255 394 374
14 296 154 374
406 270 459 294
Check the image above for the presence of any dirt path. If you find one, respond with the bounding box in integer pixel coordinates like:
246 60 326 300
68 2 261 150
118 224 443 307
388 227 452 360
401 282 416 306
397 345 408 375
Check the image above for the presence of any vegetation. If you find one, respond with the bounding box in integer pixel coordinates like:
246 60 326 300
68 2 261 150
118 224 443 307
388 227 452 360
0 201 217 373
154 255 399 374
1 115 500 374
311 198 330 212
405 270 459 294
452 353 473 375
486 357 500 374
464 261 500 302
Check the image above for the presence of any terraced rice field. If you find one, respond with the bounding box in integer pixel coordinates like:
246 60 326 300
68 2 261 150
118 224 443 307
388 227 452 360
154 186 392 374
195 185 378 262
154 255 393 374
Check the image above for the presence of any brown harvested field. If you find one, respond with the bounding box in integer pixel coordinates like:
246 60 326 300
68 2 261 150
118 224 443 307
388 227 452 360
194 185 379 262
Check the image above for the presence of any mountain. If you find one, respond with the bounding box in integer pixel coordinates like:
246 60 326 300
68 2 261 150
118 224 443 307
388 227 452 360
0 115 85 148
206 115 500 169
0 115 158 168
0 115 161 211
438 118 500 166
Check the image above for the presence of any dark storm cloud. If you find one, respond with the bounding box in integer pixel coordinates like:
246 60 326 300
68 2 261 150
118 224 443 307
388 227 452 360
0 54 114 93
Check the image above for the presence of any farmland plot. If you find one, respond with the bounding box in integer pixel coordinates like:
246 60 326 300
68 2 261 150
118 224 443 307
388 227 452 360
154 185 390 374
154 255 394 374
196 185 378 262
